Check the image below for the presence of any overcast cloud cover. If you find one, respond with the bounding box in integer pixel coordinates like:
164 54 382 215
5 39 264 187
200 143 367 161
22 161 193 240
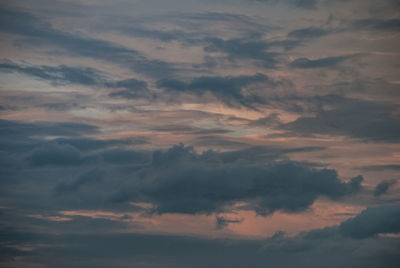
0 0 399 267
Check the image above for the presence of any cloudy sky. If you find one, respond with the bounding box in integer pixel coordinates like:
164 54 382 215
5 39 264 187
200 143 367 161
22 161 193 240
0 0 400 267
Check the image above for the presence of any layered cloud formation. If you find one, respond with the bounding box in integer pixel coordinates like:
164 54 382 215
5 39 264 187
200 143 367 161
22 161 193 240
0 0 399 267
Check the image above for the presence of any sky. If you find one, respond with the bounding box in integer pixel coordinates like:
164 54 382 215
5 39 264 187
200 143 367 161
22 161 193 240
0 0 399 267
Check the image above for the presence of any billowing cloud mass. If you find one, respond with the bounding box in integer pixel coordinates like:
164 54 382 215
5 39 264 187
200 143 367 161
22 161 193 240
374 180 397 196
110 144 363 215
0 0 399 267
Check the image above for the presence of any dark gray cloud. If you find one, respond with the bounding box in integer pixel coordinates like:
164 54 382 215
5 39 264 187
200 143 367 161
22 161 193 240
101 149 150 165
1 206 399 268
339 205 400 239
54 169 104 194
152 124 232 135
1 120 345 217
255 0 318 9
289 54 359 68
360 165 400 171
287 26 331 39
115 24 197 43
0 60 154 100
281 97 400 142
108 14 311 65
112 144 363 215
0 60 107 86
352 18 400 31
0 7 174 78
0 119 99 140
0 120 135 170
157 73 273 108
55 138 132 151
107 78 153 99
249 113 281 127
105 13 333 68
374 180 397 197
203 38 280 68
28 143 84 167
194 135 249 147
215 216 242 229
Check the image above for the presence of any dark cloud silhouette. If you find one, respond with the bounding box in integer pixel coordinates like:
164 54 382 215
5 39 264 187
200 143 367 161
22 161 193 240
0 60 155 99
281 98 400 142
215 216 242 229
374 180 397 197
360 165 400 171
116 25 196 43
101 149 149 165
55 138 132 151
287 27 331 39
203 38 280 68
110 16 304 58
107 78 153 99
152 125 232 135
108 78 148 90
54 169 104 194
1 120 342 217
0 119 99 140
339 205 400 238
255 0 317 9
289 54 358 68
0 60 106 86
352 18 400 31
28 143 84 167
157 73 273 107
112 144 363 215
1 206 399 268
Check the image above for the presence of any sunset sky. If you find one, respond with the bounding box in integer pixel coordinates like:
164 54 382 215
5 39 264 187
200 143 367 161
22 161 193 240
0 0 400 267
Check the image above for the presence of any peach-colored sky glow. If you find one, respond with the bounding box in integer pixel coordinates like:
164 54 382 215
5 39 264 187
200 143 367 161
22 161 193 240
49 199 365 239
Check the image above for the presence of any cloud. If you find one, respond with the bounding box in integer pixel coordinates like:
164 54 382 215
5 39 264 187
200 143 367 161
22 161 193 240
0 7 174 78
0 60 107 86
289 54 359 68
1 206 400 268
374 180 397 197
157 73 273 108
0 129 359 217
339 205 400 239
203 38 280 68
360 165 400 171
0 1 399 267
151 125 232 135
255 0 318 9
281 97 400 142
0 119 99 140
107 78 153 99
287 27 331 39
112 144 363 215
0 60 155 100
54 169 104 194
215 215 242 229
101 149 150 165
109 13 305 61
28 143 84 167
55 138 132 151
352 18 400 31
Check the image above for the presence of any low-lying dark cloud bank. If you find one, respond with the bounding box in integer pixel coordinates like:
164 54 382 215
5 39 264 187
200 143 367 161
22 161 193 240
1 205 399 268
